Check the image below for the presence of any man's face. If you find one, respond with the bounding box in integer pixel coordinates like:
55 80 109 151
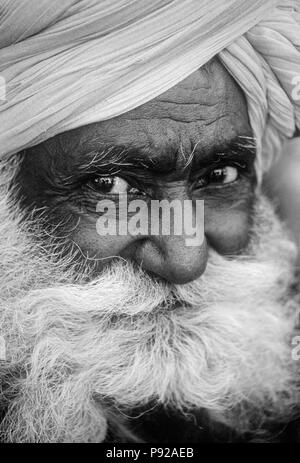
1 59 299 443
16 59 255 283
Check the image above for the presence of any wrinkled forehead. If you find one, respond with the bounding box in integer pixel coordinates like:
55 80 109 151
31 59 252 170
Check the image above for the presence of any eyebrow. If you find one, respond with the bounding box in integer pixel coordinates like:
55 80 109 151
189 135 256 170
73 134 256 178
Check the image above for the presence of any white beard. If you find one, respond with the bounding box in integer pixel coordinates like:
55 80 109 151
0 168 299 442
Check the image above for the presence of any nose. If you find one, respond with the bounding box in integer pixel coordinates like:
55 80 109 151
133 234 208 285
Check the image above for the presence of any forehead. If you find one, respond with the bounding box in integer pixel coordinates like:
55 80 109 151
27 58 252 169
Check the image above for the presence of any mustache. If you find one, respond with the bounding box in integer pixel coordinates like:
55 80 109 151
0 193 299 442
9 194 296 322
0 175 297 316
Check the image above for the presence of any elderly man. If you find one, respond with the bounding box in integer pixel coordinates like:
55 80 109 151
0 0 300 443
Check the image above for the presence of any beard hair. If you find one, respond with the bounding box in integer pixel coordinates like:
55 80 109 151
0 163 299 442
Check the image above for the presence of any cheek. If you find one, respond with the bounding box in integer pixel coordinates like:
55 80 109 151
204 200 253 254
72 216 134 266
68 189 254 265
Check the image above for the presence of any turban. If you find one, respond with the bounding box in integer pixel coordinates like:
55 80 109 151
0 0 299 180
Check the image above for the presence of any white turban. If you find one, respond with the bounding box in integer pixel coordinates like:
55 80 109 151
0 0 299 179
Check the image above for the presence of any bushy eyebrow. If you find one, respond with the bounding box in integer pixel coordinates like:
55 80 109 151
72 134 256 179
77 145 141 175
188 135 256 171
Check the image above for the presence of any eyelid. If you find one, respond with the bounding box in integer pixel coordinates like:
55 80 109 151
83 174 149 200
192 148 254 171
191 162 252 192
191 158 249 181
209 154 250 169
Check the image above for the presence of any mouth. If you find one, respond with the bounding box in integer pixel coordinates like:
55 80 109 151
155 299 193 314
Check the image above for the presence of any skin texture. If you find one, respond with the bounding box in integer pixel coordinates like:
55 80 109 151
14 58 256 284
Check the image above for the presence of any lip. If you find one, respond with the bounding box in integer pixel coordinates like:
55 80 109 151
157 300 191 313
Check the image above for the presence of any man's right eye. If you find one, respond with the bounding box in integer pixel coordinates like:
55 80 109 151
87 175 142 195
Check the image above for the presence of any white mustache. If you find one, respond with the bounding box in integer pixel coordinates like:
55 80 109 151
0 193 299 442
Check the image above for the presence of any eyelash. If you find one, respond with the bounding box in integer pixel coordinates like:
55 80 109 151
193 161 249 189
84 175 148 199
83 159 251 200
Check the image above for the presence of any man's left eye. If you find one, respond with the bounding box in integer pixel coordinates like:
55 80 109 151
205 166 239 186
87 175 141 195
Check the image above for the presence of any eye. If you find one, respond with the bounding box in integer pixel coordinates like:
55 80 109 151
208 166 238 184
87 176 142 195
197 166 239 188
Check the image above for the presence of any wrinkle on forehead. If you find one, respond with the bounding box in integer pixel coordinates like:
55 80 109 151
24 57 251 174
121 58 246 124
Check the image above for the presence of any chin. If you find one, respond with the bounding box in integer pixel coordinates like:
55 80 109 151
0 187 299 442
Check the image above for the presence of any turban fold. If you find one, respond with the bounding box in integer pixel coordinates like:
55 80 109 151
0 0 299 178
